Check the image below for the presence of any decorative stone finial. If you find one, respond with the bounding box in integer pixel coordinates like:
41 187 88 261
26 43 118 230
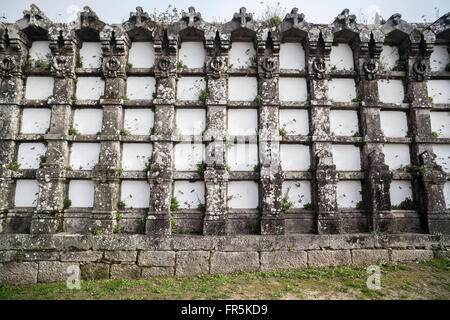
182 7 201 26
285 8 305 26
129 7 150 26
334 8 357 29
233 7 252 28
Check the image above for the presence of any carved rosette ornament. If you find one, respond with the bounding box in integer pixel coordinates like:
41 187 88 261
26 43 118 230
210 56 224 79
0 56 17 77
103 56 122 78
313 57 326 79
157 56 172 78
51 55 71 78
261 56 277 79
363 59 379 80
413 59 427 82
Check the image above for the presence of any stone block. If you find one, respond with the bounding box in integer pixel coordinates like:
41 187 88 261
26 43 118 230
0 262 38 285
351 249 389 265
38 261 76 283
260 251 307 271
104 250 137 263
110 263 141 279
61 251 103 262
175 251 209 276
308 250 351 268
391 250 434 263
138 251 175 267
141 267 174 278
210 252 259 274
80 263 110 280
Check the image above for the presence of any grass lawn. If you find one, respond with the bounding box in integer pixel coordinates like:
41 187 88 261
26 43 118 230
0 258 448 300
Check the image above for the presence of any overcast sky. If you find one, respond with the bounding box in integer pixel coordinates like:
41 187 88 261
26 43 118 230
0 0 449 24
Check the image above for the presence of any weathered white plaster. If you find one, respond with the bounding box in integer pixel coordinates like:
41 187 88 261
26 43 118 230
123 109 155 135
176 109 206 135
229 42 255 68
228 77 258 101
128 42 155 68
378 79 404 104
227 143 258 171
174 142 205 171
336 180 362 208
25 77 54 99
126 77 156 99
390 180 413 206
17 143 47 169
177 77 206 101
432 144 450 172
79 42 102 68
427 80 450 104
330 43 354 70
73 109 103 135
430 45 450 72
444 181 450 209
280 144 310 171
380 111 409 137
330 110 359 136
21 108 51 134
430 112 450 138
383 144 411 170
120 180 150 208
70 143 100 170
14 180 39 207
380 45 400 71
173 181 205 209
279 109 309 135
122 143 153 171
228 109 258 135
279 78 308 101
68 180 95 207
29 41 51 64
332 145 361 171
76 77 104 100
227 181 259 208
178 42 206 68
328 79 356 102
282 181 312 208
279 43 305 70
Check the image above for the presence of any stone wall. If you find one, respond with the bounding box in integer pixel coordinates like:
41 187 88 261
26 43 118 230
0 5 449 283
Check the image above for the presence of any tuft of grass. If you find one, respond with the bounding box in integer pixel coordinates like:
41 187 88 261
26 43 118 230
391 197 416 210
122 96 129 101
176 61 187 69
35 59 50 70
303 203 314 210
63 199 72 209
253 164 261 172
198 89 210 102
76 58 83 68
125 62 133 71
117 201 126 210
356 201 365 210
39 155 47 168
120 128 131 136
136 217 146 234
282 196 293 213
279 128 287 137
116 168 124 175
196 161 207 174
197 203 206 213
351 97 362 103
254 95 262 103
352 132 361 137
9 162 21 171
91 228 102 235
432 131 439 138
68 127 79 135
170 197 179 213
428 96 434 103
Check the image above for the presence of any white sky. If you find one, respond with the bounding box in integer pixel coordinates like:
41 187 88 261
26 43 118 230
0 0 449 24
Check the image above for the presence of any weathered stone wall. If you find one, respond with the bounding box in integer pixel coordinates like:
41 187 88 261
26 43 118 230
0 5 449 283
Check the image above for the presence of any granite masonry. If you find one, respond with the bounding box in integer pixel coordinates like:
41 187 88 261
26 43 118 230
0 5 449 284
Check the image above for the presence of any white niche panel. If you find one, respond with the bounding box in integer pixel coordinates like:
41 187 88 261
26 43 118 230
124 109 154 135
70 143 100 170
280 144 310 171
380 111 409 137
280 43 305 70
76 77 104 100
227 181 259 209
68 180 95 207
80 42 102 68
378 79 404 104
332 145 361 171
21 108 51 134
17 143 47 169
128 42 155 68
229 42 255 68
330 110 359 136
430 45 450 72
430 112 450 138
179 42 206 68
29 41 51 64
174 143 205 171
228 109 258 135
25 77 54 99
177 77 206 101
176 109 206 135
279 78 307 101
73 109 103 135
390 180 413 207
228 77 258 101
227 143 258 171
279 109 309 136
122 143 153 171
282 181 312 208
330 43 354 70
432 144 450 172
337 181 362 208
380 45 400 71
126 77 156 99
14 180 39 207
427 80 450 104
383 144 411 170
444 182 450 209
173 181 205 209
328 79 356 102
120 180 150 208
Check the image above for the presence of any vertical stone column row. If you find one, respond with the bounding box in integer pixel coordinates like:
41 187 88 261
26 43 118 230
146 32 177 235
308 28 340 234
0 26 27 233
203 33 229 235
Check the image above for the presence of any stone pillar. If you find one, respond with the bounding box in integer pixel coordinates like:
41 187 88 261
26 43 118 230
257 33 284 235
146 33 177 235
202 33 229 235
90 26 129 233
0 26 27 233
308 29 340 234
